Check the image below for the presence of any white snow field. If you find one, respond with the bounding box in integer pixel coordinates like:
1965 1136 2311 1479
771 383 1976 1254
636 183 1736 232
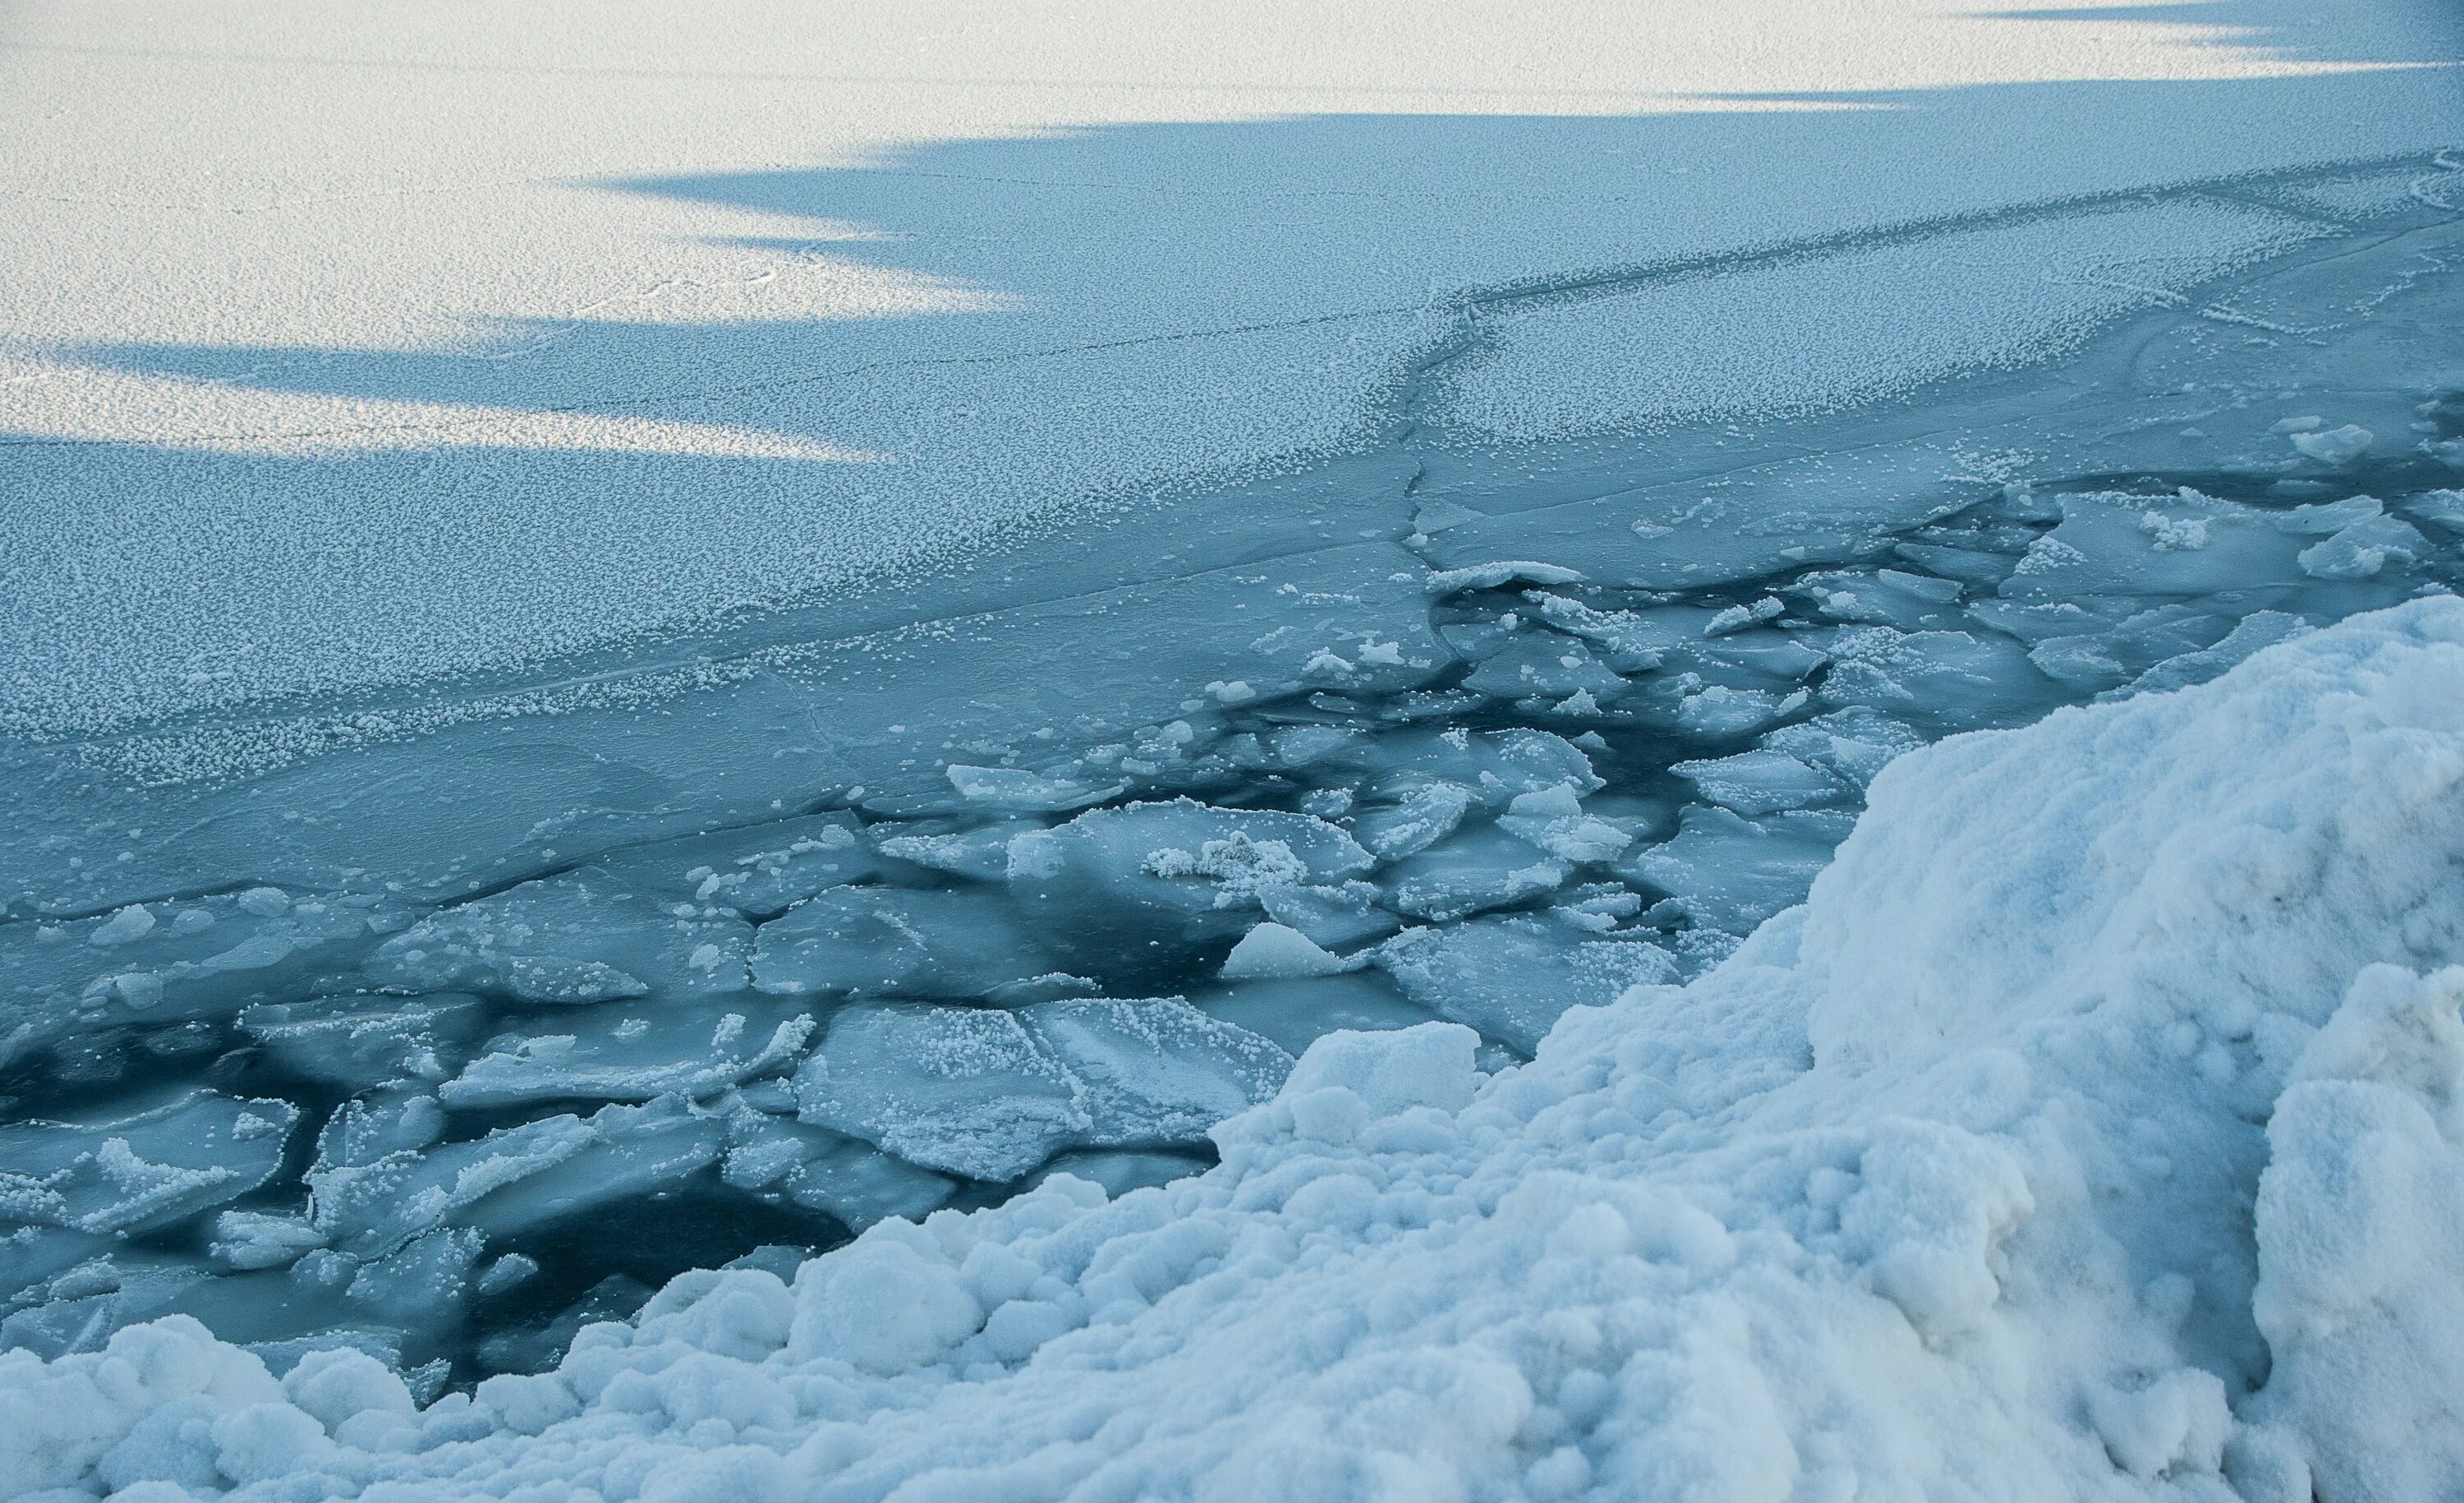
1 0 2460 731
11 598 2464 1501
7 3 2464 1500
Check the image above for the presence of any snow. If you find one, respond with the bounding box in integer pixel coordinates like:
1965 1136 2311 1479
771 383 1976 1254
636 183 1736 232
6 2 2464 1495
5 2 2462 733
7 599 2464 1498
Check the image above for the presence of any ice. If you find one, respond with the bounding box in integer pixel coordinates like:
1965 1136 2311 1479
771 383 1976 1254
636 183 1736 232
1620 804 1844 935
13 582 2464 1501
871 818 1048 882
2296 512 2432 580
1021 996 1290 1149
1191 972 1440 1058
1756 707 1921 790
1252 881 1400 950
583 813 876 920
6 51 2464 1481
1349 779 1476 860
1669 748 1845 818
1219 922 1349 980
2001 490 2311 601
306 1099 722 1262
1376 916 1676 1053
718 1112 956 1231
793 1004 1087 1181
793 997 1289 1180
1495 784 1636 862
2290 422 2376 465
1005 799 1374 985
238 993 485 1092
1028 1151 1211 1200
749 885 1059 1001
0 1092 298 1239
1381 824 1573 922
1455 627 1631 705
439 1002 816 1108
1 889 408 1069
366 871 752 1004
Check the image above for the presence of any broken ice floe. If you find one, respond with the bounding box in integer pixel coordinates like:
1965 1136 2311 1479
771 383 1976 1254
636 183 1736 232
5 375 2462 1389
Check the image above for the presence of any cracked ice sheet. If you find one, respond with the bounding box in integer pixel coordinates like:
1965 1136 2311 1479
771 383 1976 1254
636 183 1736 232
1442 197 2328 441
12 597 2464 1500
0 541 1446 911
3 4 2462 733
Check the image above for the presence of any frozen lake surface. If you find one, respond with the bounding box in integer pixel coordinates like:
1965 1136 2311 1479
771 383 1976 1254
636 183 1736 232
6 4 2464 1500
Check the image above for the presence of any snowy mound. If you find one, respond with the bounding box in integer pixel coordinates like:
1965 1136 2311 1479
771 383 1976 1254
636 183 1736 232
11 596 2464 1501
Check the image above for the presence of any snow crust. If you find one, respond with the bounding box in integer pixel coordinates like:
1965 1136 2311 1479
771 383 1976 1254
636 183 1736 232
11 598 2464 1500
4 3 2462 729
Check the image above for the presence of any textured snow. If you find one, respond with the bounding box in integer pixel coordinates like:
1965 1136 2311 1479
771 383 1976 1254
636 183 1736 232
4 2 2462 729
9 600 2464 1499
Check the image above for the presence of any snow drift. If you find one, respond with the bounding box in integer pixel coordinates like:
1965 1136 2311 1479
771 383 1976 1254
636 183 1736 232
10 595 2464 1500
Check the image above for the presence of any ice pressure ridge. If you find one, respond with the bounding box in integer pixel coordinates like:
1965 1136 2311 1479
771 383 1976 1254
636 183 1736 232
11 567 2464 1501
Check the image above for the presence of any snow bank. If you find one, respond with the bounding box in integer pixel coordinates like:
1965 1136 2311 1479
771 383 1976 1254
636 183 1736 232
11 595 2464 1499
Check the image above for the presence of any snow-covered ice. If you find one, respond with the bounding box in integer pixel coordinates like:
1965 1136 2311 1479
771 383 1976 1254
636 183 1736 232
12 594 2464 1499
6 2 2464 1496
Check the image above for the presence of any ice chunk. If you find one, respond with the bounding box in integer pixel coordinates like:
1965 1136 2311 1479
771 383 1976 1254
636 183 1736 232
795 1004 1087 1182
794 997 1285 1180
875 819 1050 882
1220 922 1349 979
2289 423 2374 464
2296 512 2430 580
2001 490 2308 600
439 1001 816 1108
209 1212 328 1272
1007 799 1372 984
751 885 1056 1000
1670 748 1846 817
1496 784 1635 862
366 871 752 1003
720 1111 956 1230
1351 779 1476 860
308 1099 721 1259
943 764 1128 813
238 992 485 1090
1027 1151 1208 1199
1457 629 1629 704
1021 996 1291 1149
1758 707 1922 790
1817 627 2062 733
1620 804 1843 934
1 889 407 1069
1254 882 1400 949
1382 824 1572 922
1361 728 1602 807
1423 560 1584 592
2396 488 2464 533
1190 972 1440 1057
1376 916 1676 1053
2108 611 2313 699
0 1092 298 1237
583 813 878 919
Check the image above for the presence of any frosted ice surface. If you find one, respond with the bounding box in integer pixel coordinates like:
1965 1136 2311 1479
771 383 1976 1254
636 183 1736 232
794 1004 1088 1181
439 1002 816 1108
582 813 876 920
6 41 2464 1486
367 873 752 1004
1377 915 1677 1053
794 998 1288 1180
749 886 1058 1001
